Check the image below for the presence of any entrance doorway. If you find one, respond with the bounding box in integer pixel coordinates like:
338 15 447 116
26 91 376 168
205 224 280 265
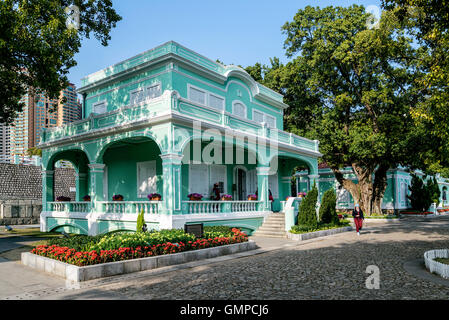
236 168 246 200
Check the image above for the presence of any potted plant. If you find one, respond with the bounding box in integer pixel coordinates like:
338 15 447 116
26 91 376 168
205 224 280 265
83 195 91 202
56 196 71 202
112 194 124 201
297 192 307 198
221 194 232 201
247 194 257 201
188 193 203 201
148 193 162 201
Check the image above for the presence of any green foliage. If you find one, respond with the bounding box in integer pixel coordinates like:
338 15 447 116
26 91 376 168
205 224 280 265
26 147 42 157
247 5 431 215
407 174 440 212
203 226 234 238
47 234 104 252
427 176 441 204
47 227 243 253
88 229 197 252
0 0 122 123
290 220 350 234
136 209 145 233
319 189 338 224
297 183 318 228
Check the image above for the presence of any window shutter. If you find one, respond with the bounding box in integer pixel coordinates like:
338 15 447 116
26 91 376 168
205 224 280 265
268 172 279 198
253 110 264 123
146 84 161 99
189 164 209 197
209 94 224 110
210 165 226 194
137 161 157 198
233 102 246 118
92 101 107 114
189 87 206 105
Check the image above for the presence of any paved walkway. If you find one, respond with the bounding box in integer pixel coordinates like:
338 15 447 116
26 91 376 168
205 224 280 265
1 218 449 300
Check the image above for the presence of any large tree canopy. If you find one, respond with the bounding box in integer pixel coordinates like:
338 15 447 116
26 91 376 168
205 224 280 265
248 5 426 215
382 0 449 177
0 0 122 124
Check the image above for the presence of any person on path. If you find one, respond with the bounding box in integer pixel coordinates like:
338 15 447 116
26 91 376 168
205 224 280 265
352 203 364 235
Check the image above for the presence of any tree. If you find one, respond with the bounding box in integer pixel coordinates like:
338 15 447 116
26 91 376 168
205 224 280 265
382 1 449 177
250 5 424 215
407 174 430 212
297 182 318 227
319 189 338 224
0 0 122 124
407 173 440 211
27 147 42 157
136 209 145 233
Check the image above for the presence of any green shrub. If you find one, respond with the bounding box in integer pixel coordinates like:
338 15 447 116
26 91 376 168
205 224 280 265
88 229 197 251
297 183 318 228
319 189 338 224
408 174 440 212
136 208 145 233
203 226 233 238
290 220 349 234
47 234 104 252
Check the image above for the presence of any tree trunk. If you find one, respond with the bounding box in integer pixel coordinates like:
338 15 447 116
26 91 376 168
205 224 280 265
332 164 389 216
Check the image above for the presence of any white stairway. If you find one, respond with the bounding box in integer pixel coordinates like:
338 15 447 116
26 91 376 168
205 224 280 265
252 212 287 238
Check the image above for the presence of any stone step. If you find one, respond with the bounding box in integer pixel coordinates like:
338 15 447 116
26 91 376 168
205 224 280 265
257 225 285 232
259 223 285 230
264 216 285 222
252 231 287 238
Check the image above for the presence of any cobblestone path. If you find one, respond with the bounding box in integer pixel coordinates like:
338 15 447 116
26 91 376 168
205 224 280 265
49 217 449 300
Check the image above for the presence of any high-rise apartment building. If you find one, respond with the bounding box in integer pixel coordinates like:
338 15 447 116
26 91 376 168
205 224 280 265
9 83 82 158
0 123 11 162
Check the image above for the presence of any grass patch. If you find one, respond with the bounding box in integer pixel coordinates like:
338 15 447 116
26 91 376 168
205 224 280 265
290 220 350 234
434 258 449 265
0 227 61 239
0 240 48 262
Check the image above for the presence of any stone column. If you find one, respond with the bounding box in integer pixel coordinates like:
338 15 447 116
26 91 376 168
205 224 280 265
75 172 88 202
88 163 105 205
87 164 105 236
160 153 183 220
257 165 271 212
42 170 54 211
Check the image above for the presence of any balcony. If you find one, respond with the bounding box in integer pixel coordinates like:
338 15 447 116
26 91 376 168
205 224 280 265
39 92 319 155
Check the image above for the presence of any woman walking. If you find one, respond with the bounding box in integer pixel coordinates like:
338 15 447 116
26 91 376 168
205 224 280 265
352 203 364 235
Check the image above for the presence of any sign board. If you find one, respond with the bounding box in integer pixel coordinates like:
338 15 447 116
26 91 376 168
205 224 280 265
185 223 204 238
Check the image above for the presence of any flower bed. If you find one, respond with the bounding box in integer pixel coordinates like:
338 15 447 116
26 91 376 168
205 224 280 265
30 228 248 267
437 208 449 213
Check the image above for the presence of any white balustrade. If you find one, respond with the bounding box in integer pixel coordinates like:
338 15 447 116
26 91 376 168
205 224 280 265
48 202 90 213
101 201 160 214
183 200 261 214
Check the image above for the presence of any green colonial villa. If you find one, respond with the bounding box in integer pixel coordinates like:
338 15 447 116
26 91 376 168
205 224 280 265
296 166 449 212
39 41 322 236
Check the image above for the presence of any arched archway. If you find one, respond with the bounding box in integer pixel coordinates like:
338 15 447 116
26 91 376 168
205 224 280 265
44 148 91 202
267 155 317 212
180 136 263 201
97 135 162 201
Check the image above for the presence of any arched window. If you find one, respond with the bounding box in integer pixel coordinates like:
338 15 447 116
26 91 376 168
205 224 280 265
232 101 247 118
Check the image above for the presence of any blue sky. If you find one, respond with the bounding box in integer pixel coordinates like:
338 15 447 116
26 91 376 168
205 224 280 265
68 0 382 89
